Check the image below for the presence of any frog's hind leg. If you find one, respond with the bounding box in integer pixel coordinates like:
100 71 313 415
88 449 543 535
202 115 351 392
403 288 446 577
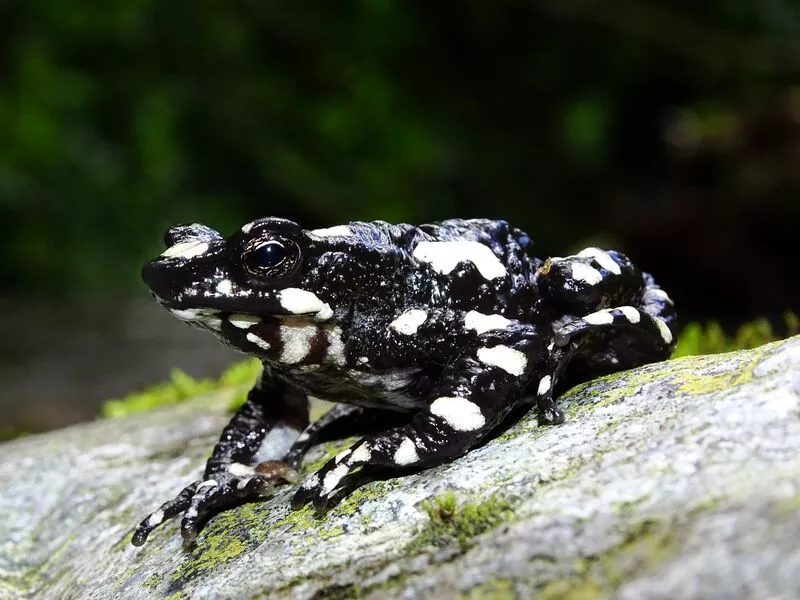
554 305 674 350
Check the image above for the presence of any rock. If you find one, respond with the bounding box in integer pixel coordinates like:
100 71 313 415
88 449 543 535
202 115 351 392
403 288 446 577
1 336 799 600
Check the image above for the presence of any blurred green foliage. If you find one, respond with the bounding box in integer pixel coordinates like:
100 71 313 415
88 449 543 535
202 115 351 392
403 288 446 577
673 311 799 357
102 358 260 418
2 0 798 311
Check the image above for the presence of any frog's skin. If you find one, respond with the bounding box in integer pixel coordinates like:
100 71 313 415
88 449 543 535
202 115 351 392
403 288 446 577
132 218 676 546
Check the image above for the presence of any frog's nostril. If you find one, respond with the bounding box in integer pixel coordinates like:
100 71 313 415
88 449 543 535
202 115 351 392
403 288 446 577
164 223 223 247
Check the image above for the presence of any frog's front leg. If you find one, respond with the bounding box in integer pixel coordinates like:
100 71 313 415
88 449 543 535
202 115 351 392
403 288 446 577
292 323 547 511
131 370 307 546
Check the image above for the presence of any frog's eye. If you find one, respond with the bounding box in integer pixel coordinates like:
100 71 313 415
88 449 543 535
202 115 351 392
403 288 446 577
242 238 301 280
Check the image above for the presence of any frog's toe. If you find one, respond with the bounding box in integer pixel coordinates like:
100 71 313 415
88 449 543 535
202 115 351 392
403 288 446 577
292 442 375 512
131 482 198 546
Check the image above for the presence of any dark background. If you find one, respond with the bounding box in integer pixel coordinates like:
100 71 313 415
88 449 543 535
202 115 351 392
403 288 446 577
1 1 798 433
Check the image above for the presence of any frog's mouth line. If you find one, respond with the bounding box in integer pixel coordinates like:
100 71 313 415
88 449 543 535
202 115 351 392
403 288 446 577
155 294 329 337
151 284 334 323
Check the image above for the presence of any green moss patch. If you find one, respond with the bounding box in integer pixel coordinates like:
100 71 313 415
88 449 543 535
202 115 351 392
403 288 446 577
411 492 515 552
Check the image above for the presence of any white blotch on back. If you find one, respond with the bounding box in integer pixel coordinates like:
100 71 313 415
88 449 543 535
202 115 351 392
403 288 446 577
215 279 234 295
537 375 552 396
241 222 254 233
393 437 419 465
619 306 641 323
309 225 353 238
246 332 271 351
228 313 261 329
412 241 507 280
655 318 674 344
278 288 333 321
578 247 622 274
390 309 428 335
161 240 210 260
464 310 511 334
429 396 486 431
583 310 615 325
476 345 528 376
570 262 603 285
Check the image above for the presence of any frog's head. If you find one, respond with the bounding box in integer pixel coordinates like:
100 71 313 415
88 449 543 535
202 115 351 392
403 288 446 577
142 218 413 337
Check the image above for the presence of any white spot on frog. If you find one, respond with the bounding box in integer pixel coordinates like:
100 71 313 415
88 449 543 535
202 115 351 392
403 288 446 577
619 306 641 323
477 345 528 376
583 310 614 325
146 510 165 528
393 437 419 465
241 222 254 233
326 326 346 366
161 240 210 260
228 313 261 329
301 473 320 490
412 241 507 280
390 309 428 335
429 396 486 431
537 375 552 396
196 479 219 491
279 321 318 364
215 279 234 295
202 316 223 331
309 225 353 238
578 247 621 275
464 310 511 334
349 443 372 464
321 463 349 494
169 307 217 322
570 262 603 285
227 462 255 477
655 318 674 344
246 332 271 351
278 288 333 321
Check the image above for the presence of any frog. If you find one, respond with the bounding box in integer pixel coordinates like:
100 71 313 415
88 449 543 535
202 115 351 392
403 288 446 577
131 218 676 546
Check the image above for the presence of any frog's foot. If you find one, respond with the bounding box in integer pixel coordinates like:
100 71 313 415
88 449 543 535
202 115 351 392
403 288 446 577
131 463 297 546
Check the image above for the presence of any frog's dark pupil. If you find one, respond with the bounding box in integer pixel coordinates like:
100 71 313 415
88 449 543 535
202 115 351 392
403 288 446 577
251 241 286 269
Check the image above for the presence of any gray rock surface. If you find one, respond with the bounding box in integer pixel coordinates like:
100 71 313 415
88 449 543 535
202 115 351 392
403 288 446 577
1 336 799 600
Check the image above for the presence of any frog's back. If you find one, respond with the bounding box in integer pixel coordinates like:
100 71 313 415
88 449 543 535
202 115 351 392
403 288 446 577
342 218 540 319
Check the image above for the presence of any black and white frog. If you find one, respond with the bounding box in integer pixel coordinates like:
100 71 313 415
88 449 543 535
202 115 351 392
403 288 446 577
132 218 676 546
